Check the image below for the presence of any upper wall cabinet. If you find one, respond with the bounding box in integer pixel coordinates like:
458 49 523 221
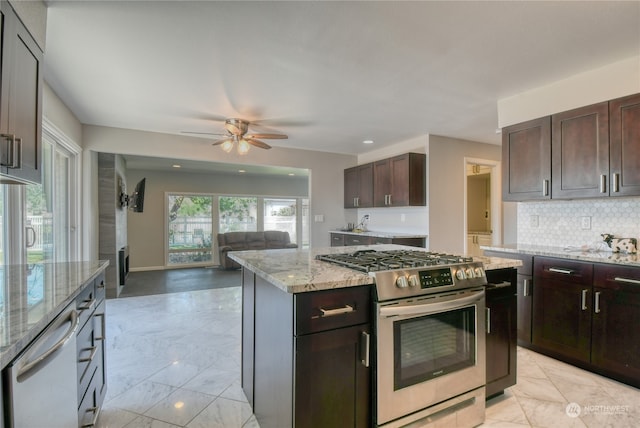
551 102 609 199
502 92 640 201
610 93 640 197
344 153 425 209
502 117 551 201
0 2 43 184
344 163 373 208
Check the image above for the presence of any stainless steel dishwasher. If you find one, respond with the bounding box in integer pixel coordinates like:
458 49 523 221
3 301 80 427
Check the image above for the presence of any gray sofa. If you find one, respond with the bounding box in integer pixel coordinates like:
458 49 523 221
217 231 298 269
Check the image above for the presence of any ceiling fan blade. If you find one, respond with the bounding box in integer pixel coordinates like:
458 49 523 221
246 133 288 140
181 131 228 136
212 138 232 146
246 138 272 149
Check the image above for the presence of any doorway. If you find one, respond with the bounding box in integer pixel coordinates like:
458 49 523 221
464 158 501 256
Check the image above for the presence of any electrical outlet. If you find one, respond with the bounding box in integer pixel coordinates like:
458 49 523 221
581 216 591 230
530 215 539 228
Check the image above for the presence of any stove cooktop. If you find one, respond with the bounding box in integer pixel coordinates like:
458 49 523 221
315 249 473 273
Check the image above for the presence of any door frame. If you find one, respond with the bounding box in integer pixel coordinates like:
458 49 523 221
463 157 501 254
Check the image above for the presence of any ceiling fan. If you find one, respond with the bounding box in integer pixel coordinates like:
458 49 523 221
182 118 288 155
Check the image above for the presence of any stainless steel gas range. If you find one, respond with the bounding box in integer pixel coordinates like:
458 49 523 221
317 249 487 428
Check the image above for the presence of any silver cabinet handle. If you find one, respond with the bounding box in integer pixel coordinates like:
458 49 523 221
17 309 80 380
600 174 607 193
523 279 529 297
320 304 354 317
612 173 620 193
486 307 491 334
360 331 370 367
81 406 101 428
79 346 97 363
25 226 36 248
79 298 96 312
1 134 21 169
95 312 106 341
594 291 601 314
542 179 550 196
581 289 588 310
549 267 574 275
388 194 392 205
614 276 640 285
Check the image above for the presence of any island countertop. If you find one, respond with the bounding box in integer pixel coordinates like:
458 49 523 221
0 260 109 368
229 244 522 294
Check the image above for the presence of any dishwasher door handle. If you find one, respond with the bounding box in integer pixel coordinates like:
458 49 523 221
17 309 80 381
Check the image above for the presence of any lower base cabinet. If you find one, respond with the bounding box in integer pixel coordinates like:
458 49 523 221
485 268 517 398
244 271 371 428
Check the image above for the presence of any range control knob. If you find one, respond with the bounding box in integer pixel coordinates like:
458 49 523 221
474 267 485 277
407 274 420 287
465 268 475 278
455 269 466 280
396 276 409 288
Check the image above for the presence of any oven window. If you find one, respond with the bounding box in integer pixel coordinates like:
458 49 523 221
393 306 476 390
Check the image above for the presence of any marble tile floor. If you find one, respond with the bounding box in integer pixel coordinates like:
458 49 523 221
98 287 640 428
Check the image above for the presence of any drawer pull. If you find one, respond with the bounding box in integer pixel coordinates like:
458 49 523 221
594 291 601 314
360 331 370 367
612 173 620 193
79 298 96 312
95 312 106 341
581 289 588 311
549 267 574 275
523 279 530 297
600 174 607 193
542 179 549 196
79 346 97 363
613 277 640 285
486 308 491 334
81 406 101 427
320 304 354 317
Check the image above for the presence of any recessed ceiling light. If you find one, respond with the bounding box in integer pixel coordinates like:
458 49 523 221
288 173 295 176
363 140 374 144
238 169 246 173
172 164 181 168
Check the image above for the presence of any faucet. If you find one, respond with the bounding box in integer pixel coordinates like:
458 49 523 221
356 215 370 231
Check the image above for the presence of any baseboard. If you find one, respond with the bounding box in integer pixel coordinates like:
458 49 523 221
129 266 165 272
130 264 223 272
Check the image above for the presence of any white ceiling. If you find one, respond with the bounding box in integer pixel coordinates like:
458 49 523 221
44 0 640 159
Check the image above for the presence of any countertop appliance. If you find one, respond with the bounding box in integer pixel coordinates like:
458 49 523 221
3 301 79 428
316 249 487 427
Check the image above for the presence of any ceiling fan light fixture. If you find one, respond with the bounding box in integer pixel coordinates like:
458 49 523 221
237 138 251 155
221 139 234 153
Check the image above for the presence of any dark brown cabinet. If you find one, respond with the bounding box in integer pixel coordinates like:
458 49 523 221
373 153 426 207
609 93 640 197
532 257 593 363
551 102 609 199
330 232 425 248
502 117 551 201
344 163 373 208
485 268 517 399
0 1 43 184
244 271 371 428
591 264 640 386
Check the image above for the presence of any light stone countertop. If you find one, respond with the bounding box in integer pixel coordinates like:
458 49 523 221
330 230 427 239
481 243 640 267
229 244 522 294
0 260 109 369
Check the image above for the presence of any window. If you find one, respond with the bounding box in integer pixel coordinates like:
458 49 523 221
264 198 297 242
167 194 214 266
219 196 257 233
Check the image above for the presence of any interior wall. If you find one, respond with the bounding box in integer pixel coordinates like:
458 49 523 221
126 168 309 269
428 135 502 254
43 83 83 145
82 124 356 249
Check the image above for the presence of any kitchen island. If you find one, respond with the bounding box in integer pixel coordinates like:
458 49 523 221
230 245 521 428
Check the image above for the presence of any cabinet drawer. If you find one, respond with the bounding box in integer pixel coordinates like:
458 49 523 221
295 286 371 335
345 235 371 246
534 257 593 285
76 282 96 330
76 317 98 403
78 369 101 428
95 272 106 303
594 264 640 292
372 237 392 245
331 233 345 246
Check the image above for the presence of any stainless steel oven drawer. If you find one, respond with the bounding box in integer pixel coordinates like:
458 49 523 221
294 286 371 335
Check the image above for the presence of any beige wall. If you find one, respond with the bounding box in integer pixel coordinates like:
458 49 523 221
43 83 83 145
126 168 308 269
428 135 502 254
82 125 356 252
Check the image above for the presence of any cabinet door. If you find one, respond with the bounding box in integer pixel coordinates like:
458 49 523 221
502 117 551 201
344 167 359 208
592 265 640 383
0 3 43 184
485 294 517 398
373 158 391 206
344 234 371 246
552 102 609 199
295 324 371 428
610 93 640 197
330 233 345 247
517 274 533 345
532 258 593 362
357 163 373 207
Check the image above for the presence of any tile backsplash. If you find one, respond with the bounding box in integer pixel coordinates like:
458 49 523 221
518 198 640 248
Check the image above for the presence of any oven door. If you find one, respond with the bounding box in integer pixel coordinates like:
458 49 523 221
375 287 486 426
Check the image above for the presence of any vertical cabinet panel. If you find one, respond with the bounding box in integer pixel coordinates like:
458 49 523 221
551 102 609 199
344 163 373 208
502 117 551 201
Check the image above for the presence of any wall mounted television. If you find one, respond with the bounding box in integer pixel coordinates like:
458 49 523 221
119 177 146 213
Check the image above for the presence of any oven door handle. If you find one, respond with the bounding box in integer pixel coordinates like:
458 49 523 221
379 290 484 318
